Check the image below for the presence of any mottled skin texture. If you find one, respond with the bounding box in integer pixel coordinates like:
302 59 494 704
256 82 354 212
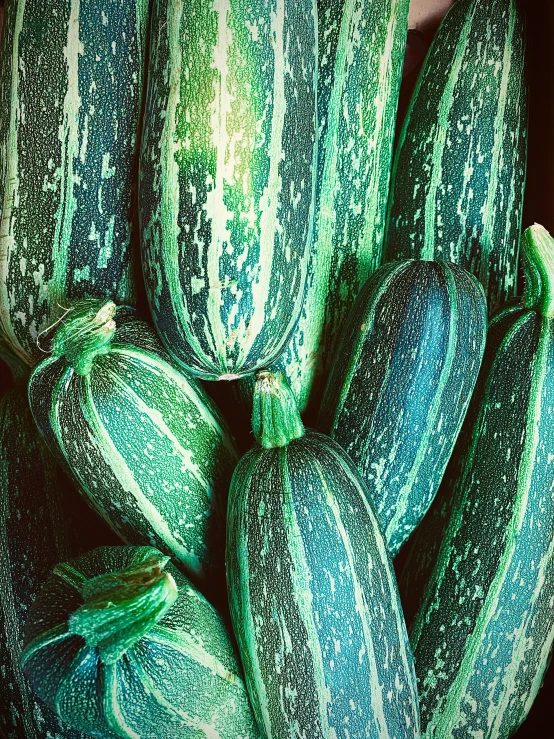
28 307 238 598
385 0 527 313
270 0 409 416
140 0 317 380
227 431 419 739
0 0 148 365
402 300 554 738
318 260 487 557
21 546 259 739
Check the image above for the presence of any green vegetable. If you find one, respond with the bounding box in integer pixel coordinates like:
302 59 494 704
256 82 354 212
28 300 238 596
139 0 317 381
22 546 260 738
385 0 527 312
227 371 420 738
402 225 554 738
318 260 487 556
0 0 149 366
273 0 410 415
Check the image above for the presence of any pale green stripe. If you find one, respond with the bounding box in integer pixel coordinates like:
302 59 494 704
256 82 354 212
104 662 141 739
429 319 549 737
0 0 28 364
20 624 71 668
384 266 459 547
421 3 475 260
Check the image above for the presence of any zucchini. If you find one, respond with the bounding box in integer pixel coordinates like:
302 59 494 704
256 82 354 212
139 0 317 381
274 0 410 415
385 0 527 312
0 0 148 366
226 371 420 738
28 300 238 597
0 346 113 739
318 260 487 556
21 546 260 738
404 225 554 738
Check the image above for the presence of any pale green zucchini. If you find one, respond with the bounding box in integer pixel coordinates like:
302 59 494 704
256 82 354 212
403 225 554 738
139 0 317 381
21 546 260 738
28 300 238 597
272 0 410 415
227 372 420 738
0 0 148 365
385 0 527 312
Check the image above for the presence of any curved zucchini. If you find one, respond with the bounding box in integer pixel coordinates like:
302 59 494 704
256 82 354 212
140 0 317 380
227 372 420 738
385 0 527 312
318 259 487 556
28 300 238 596
0 0 149 365
404 225 554 738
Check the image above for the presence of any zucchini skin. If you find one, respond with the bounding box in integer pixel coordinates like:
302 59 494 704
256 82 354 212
28 304 238 595
404 287 554 732
21 546 260 739
227 429 420 738
318 260 487 556
0 359 114 739
274 0 409 415
385 0 527 312
0 0 148 366
140 0 317 381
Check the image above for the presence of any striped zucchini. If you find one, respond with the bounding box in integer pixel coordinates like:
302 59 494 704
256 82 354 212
227 372 420 738
271 0 410 416
21 546 260 738
318 260 487 556
404 225 554 738
385 0 527 312
28 300 238 596
0 0 148 366
0 348 113 739
139 0 317 381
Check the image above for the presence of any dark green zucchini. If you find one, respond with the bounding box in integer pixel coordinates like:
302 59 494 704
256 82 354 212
318 260 487 556
21 546 260 738
227 371 420 738
28 300 238 596
403 225 554 738
0 0 148 365
385 0 527 312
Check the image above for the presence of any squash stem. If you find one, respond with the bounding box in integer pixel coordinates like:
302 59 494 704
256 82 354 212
252 371 304 449
51 299 117 376
522 224 554 318
66 554 178 664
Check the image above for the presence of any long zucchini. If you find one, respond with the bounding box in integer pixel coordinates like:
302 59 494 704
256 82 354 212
385 0 527 312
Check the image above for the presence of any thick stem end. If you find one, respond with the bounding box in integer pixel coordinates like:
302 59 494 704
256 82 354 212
522 224 554 318
252 371 304 449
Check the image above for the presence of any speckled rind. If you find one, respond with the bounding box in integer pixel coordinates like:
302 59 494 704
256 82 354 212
28 306 238 592
227 430 420 738
139 0 317 380
385 0 527 313
0 0 148 366
0 368 100 739
271 0 409 416
318 260 487 557
21 546 260 739
404 301 554 738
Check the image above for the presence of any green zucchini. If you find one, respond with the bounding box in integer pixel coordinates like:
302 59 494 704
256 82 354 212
403 225 554 738
28 300 238 597
21 546 260 738
139 0 317 381
227 372 420 738
0 345 113 739
0 0 148 366
318 260 487 556
385 0 527 312
272 0 410 415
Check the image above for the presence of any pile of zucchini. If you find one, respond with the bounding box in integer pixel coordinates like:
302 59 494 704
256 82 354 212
0 0 550 738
